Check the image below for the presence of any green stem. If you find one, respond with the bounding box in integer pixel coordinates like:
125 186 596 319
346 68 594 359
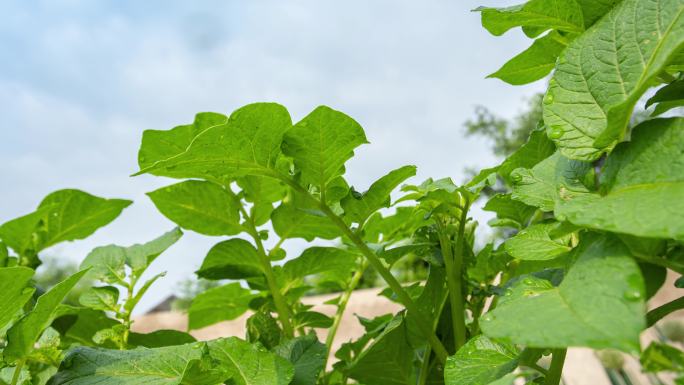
10 359 25 385
321 260 369 376
438 227 465 351
121 279 136 349
647 296 684 326
448 195 471 350
417 347 433 385
544 349 567 385
273 175 448 363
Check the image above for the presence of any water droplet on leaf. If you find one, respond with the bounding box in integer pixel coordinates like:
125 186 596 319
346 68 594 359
544 93 554 104
549 127 563 139
623 290 642 301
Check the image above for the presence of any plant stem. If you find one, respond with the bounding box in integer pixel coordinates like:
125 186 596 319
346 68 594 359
438 228 465 351
417 347 433 385
10 359 25 385
646 296 684 326
544 349 567 385
271 172 449 363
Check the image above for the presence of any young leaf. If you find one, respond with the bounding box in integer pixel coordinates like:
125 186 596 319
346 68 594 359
46 342 225 385
147 180 242 236
5 269 89 363
640 342 684 372
80 245 127 285
271 203 341 241
196 239 263 280
341 165 417 224
478 0 584 37
543 0 684 160
488 32 566 85
138 112 228 170
281 106 368 189
78 286 119 313
274 335 327 385
444 335 519 385
188 283 255 330
207 337 295 385
504 222 574 261
124 227 182 278
0 267 35 331
555 118 684 241
481 234 645 353
0 189 131 265
135 103 292 181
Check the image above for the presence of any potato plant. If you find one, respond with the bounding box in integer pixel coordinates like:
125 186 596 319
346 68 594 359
1 0 684 384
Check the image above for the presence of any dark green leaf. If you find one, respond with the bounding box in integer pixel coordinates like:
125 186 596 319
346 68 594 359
196 239 263 280
271 203 341 241
208 337 294 385
444 335 519 385
483 194 536 229
646 78 684 116
274 335 327 385
128 330 197 348
188 283 255 330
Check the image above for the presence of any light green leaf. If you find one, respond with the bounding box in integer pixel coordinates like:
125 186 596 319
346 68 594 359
123 272 166 313
504 222 574 260
283 247 357 284
341 165 416 224
281 106 368 189
46 342 226 385
147 180 242 236
444 335 519 385
274 335 326 385
271 203 341 241
479 0 584 37
196 239 263 280
293 312 333 329
80 245 127 285
138 112 228 170
543 0 684 160
483 194 537 229
640 342 684 372
0 190 131 265
188 283 255 330
208 337 294 385
498 128 556 183
237 175 287 204
481 234 645 352
346 315 415 385
510 151 592 212
78 286 119 313
489 33 566 85
125 227 182 278
5 269 89 363
555 118 684 241
52 306 119 348
646 77 684 116
135 103 292 181
0 267 35 331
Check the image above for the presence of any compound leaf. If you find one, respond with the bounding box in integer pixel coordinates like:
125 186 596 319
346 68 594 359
274 335 326 385
444 335 519 385
208 337 294 385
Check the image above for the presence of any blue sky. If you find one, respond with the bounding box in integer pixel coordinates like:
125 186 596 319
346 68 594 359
1 0 545 313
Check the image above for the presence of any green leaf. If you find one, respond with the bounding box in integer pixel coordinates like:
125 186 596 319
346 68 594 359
283 247 357 284
483 194 536 229
543 0 684 160
47 342 226 385
135 103 292 181
188 283 255 330
208 337 294 385
646 77 684 116
246 311 282 350
346 315 415 385
498 128 556 184
281 106 368 189
138 112 228 170
481 234 645 353
78 286 119 313
52 306 119 347
0 267 35 331
641 342 684 372
341 165 416 224
5 269 89 363
444 335 519 385
125 227 182 278
274 335 326 385
489 33 566 85
0 190 131 265
510 151 592 212
128 330 197 348
574 0 621 26
196 239 263 280
293 312 334 329
147 180 242 236
504 222 574 261
555 118 684 240
479 0 584 37
271 203 341 241
80 245 126 285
